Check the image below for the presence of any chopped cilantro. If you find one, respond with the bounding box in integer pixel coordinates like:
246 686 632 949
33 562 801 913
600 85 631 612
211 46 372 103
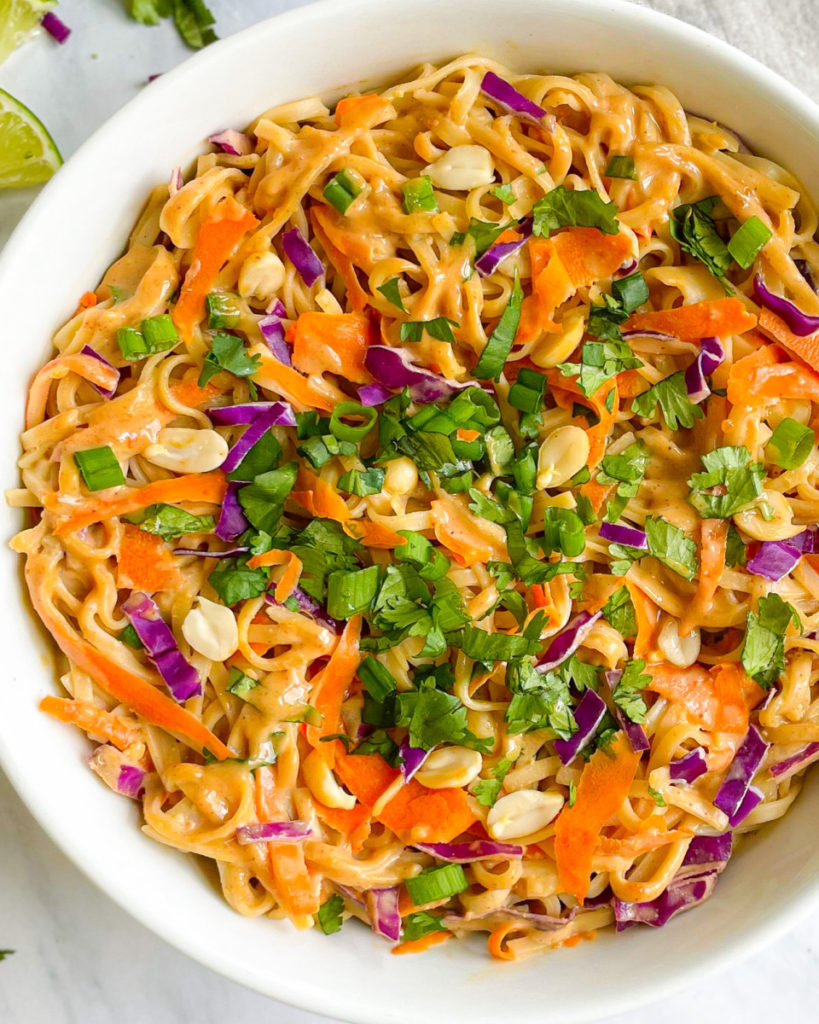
632 371 704 430
533 185 619 237
687 446 765 519
741 593 800 688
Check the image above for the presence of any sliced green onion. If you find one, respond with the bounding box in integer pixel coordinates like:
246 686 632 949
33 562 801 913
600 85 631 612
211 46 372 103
119 623 143 649
74 446 125 491
611 271 648 313
395 529 450 580
206 292 241 329
543 506 586 557
116 326 149 360
377 276 406 312
358 656 398 702
451 435 484 461
402 175 437 214
404 864 468 904
605 155 637 179
727 215 773 269
507 382 543 414
326 565 380 618
473 271 523 380
298 435 333 469
227 667 259 702
766 417 814 470
337 467 385 496
329 401 377 442
323 169 364 214
141 314 179 352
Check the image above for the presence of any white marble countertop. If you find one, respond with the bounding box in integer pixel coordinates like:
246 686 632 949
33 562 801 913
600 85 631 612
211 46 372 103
1 1 818 1021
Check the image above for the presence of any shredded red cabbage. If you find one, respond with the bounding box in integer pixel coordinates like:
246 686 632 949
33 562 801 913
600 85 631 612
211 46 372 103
210 401 295 475
208 130 252 156
358 383 393 406
753 274 819 336
713 724 769 820
366 887 402 942
598 521 648 550
215 481 249 541
770 741 819 780
677 833 732 878
122 592 201 702
475 219 532 277
685 336 724 404
399 738 429 781
537 610 602 672
553 687 607 764
480 71 549 125
265 586 341 633
364 345 473 404
414 840 524 862
726 784 763 827
282 227 323 286
604 669 650 752
117 765 146 798
444 905 575 932
169 167 183 194
746 540 801 582
258 314 291 365
788 528 818 554
669 747 707 783
41 11 71 43
236 821 313 844
613 871 718 929
80 345 119 399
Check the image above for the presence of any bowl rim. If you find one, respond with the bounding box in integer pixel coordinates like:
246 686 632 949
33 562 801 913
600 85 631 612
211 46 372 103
3 0 819 1020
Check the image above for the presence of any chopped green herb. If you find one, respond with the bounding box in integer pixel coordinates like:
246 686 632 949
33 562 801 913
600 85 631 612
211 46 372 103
402 176 437 214
533 185 619 237
670 196 732 280
542 506 586 557
74 446 125 492
559 337 642 396
119 623 143 650
337 467 385 496
357 656 398 702
472 757 514 807
611 271 648 312
198 333 261 387
687 446 765 518
327 565 381 618
395 530 450 580
377 276 407 312
208 559 269 606
402 911 447 942
741 592 800 688
473 270 524 380
491 183 516 204
597 440 648 522
612 659 651 723
568 780 577 806
238 463 298 533
227 667 259 701
725 523 748 567
632 371 703 431
206 292 241 329
323 168 364 214
124 503 215 540
605 155 637 179
316 893 345 934
601 585 637 637
400 317 459 343
726 215 772 269
766 417 814 470
648 785 666 807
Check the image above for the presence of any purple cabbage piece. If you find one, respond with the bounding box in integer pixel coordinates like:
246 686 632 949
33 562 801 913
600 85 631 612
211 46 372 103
475 219 533 277
358 383 393 406
265 586 341 634
215 481 249 542
537 610 601 673
121 592 201 702
258 314 291 365
480 71 550 125
209 401 296 427
604 669 649 753
80 345 119 399
399 737 429 781
617 259 638 277
598 521 648 550
236 821 313 844
117 765 146 798
173 545 249 558
770 742 819 780
669 747 707 783
282 227 323 286
42 11 71 43
613 871 718 930
414 840 524 863
746 540 801 582
208 129 252 156
367 887 402 942
790 528 819 554
553 688 607 765
753 274 819 336
726 785 763 827
700 336 725 375
685 337 724 405
364 345 473 404
713 724 769 819
221 406 295 475
677 833 732 878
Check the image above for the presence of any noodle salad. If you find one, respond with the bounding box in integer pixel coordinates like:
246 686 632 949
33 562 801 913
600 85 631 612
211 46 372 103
10 56 819 959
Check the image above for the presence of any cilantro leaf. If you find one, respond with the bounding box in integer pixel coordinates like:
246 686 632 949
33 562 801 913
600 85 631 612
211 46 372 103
208 559 269 605
376 276 406 311
558 338 642 397
399 317 459 343
124 502 215 540
631 371 704 430
492 184 515 205
394 431 469 478
670 196 732 280
452 219 516 256
687 446 765 518
533 185 619 237
316 893 345 935
597 440 648 522
741 593 800 688
601 585 637 637
644 516 698 581
402 911 447 942
472 757 514 807
725 523 748 567
504 657 577 738
612 659 651 723
238 463 298 533
396 683 492 752
198 333 261 387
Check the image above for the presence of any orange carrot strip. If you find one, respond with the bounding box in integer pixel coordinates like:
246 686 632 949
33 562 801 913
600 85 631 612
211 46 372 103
289 311 375 384
53 470 226 536
530 584 548 608
392 931 453 955
554 733 640 902
77 290 98 312
251 348 338 412
578 478 615 516
304 616 362 761
550 228 632 288
334 94 393 130
26 353 121 429
728 355 819 406
313 800 371 852
255 766 321 917
757 307 819 371
625 579 660 656
173 196 258 342
293 466 351 521
679 519 727 636
344 520 407 549
310 208 370 311
430 494 508 566
517 239 571 340
40 695 137 751
596 828 691 859
487 922 521 961
117 524 184 593
616 369 645 398
245 548 302 602
625 298 757 340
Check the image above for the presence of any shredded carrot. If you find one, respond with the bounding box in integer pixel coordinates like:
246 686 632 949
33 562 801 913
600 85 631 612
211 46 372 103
255 766 321 917
616 368 645 397
625 298 757 340
430 493 508 566
334 749 477 843
76 290 98 312
26 353 121 429
550 228 632 288
554 733 640 902
578 478 615 516
457 428 480 443
246 548 303 602
728 351 819 406
334 93 393 130
117 524 184 593
304 616 362 761
757 307 819 371
344 520 407 549
169 377 221 408
585 379 619 469
392 931 453 955
289 311 376 384
173 196 258 342
596 828 691 859
293 466 351 521
52 470 226 536
313 799 371 852
310 207 370 310
40 695 137 751
251 347 339 412
625 579 660 655
487 922 521 960
679 519 727 636
530 583 548 608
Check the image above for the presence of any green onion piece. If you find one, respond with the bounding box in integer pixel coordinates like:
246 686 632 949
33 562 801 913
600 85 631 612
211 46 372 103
116 326 149 360
507 382 543 414
329 401 377 442
405 864 468 904
402 175 437 214
516 368 547 392
323 169 363 214
605 155 637 179
141 314 179 352
766 417 814 469
337 467 385 496
206 292 241 329
611 271 648 313
227 667 259 701
358 656 398 702
119 623 143 649
473 270 524 380
326 565 380 618
74 446 125 491
377 276 406 312
395 529 450 580
727 215 773 269
316 893 345 935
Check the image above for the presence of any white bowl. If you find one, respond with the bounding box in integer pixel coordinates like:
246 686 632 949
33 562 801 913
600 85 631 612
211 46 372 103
2 1 819 1021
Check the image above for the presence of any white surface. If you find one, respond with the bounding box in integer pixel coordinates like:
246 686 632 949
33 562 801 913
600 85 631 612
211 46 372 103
0 1 818 1022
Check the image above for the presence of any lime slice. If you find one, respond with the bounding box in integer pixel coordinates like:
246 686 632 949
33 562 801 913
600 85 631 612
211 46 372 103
0 0 54 65
0 88 62 189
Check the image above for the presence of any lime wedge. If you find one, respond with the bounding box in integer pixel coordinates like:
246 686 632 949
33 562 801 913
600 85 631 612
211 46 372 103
0 0 54 65
0 89 62 189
